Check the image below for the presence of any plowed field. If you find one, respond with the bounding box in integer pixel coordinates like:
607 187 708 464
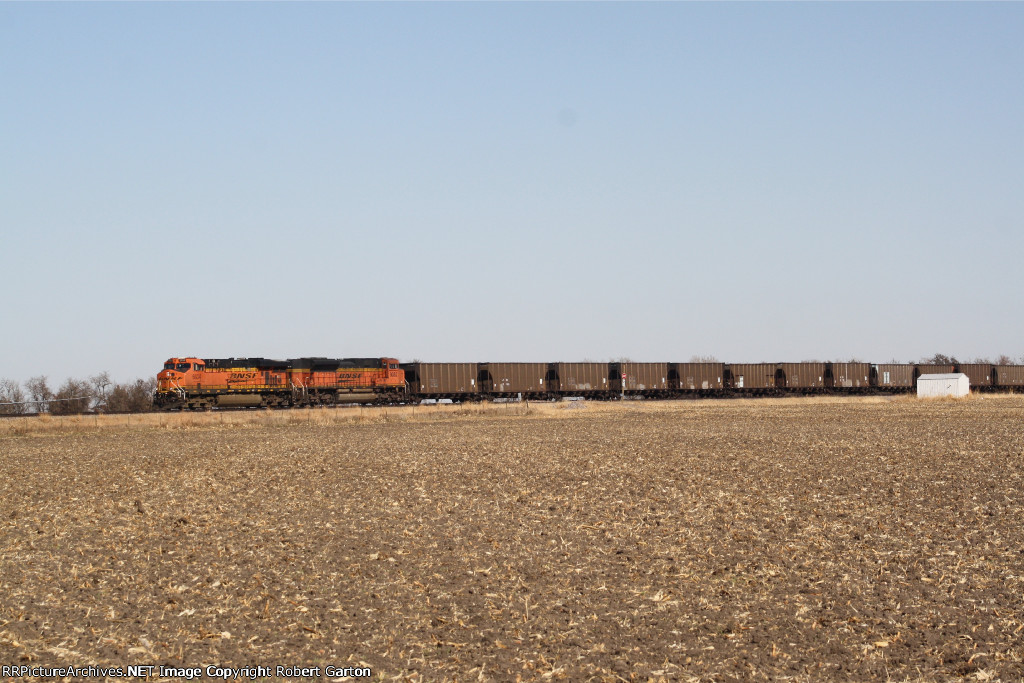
2 396 1023 681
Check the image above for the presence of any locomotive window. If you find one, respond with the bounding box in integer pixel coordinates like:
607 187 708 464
164 362 175 370
176 363 190 372
193 364 202 371
390 364 399 369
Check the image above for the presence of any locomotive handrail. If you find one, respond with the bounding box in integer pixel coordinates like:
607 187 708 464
169 381 186 399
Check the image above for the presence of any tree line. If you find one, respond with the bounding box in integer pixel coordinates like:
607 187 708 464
0 373 157 415
919 353 1022 365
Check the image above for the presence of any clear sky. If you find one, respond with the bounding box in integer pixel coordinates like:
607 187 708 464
2 2 1022 384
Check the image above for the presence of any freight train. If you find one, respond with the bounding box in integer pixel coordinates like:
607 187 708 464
154 357 1024 410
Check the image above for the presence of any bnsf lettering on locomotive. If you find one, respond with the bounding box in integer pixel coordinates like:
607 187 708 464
227 372 258 384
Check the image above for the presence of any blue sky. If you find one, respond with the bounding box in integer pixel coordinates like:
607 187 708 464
2 3 1022 384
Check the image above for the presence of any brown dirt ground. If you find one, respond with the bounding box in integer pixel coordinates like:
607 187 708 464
1 396 1023 682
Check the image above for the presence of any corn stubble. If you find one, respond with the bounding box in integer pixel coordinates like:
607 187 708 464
1 396 1023 681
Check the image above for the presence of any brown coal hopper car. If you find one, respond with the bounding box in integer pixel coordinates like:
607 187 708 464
612 363 670 394
994 365 1024 388
401 363 480 397
777 363 828 389
956 364 994 389
552 362 611 395
829 362 871 388
673 363 724 391
478 362 550 396
726 364 778 390
873 364 914 389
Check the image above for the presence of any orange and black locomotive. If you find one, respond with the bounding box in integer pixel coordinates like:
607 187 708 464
155 357 405 410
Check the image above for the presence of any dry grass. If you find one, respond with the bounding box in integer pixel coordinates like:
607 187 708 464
0 392 1005 439
0 401 550 437
2 395 1023 681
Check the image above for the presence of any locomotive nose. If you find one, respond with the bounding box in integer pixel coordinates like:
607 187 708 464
158 358 194 390
157 368 180 390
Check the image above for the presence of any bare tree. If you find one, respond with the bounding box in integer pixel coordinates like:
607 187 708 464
922 353 958 365
51 378 92 415
25 376 53 413
104 378 157 413
689 355 719 362
0 378 27 415
997 355 1013 365
89 372 112 412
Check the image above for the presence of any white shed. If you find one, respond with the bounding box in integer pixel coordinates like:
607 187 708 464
917 373 970 398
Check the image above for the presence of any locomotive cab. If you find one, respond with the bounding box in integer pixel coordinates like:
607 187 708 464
157 357 205 391
382 357 405 386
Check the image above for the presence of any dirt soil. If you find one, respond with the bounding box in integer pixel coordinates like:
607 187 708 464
2 396 1023 681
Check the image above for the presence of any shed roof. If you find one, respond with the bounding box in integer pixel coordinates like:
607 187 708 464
918 373 968 380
